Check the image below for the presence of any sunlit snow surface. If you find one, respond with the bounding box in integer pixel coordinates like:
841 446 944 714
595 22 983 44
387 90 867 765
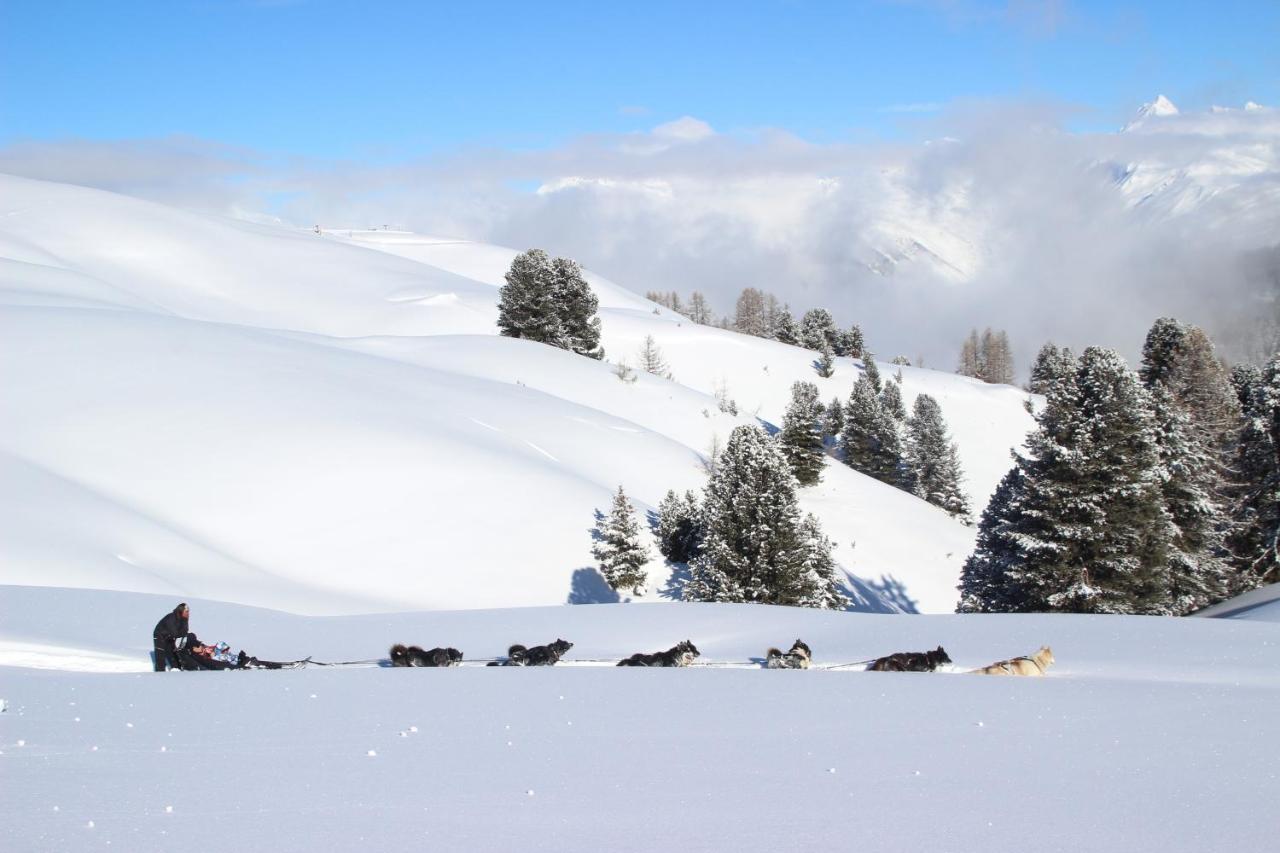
0 174 1037 614
1 587 1278 852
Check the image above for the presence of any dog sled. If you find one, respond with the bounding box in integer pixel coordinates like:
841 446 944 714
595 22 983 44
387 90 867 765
172 634 308 671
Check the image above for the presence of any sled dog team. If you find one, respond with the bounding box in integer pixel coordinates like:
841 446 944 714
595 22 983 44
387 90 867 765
390 638 1056 675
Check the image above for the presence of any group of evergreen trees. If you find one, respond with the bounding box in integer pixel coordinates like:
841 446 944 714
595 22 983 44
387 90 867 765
960 318 1279 615
821 357 971 520
598 425 849 610
498 249 603 359
645 287 865 359
957 328 1015 385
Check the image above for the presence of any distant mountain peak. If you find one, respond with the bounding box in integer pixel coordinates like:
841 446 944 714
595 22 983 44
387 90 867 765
1124 95 1180 131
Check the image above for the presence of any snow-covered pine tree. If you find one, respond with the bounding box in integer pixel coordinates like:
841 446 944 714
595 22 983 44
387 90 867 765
1028 342 1075 395
880 379 907 422
1149 386 1231 612
550 256 603 359
685 425 841 606
957 467 1030 613
800 308 838 352
656 489 702 564
791 513 850 610
823 397 845 441
994 348 1174 614
845 324 865 359
862 353 883 393
591 486 650 595
1140 318 1239 451
637 334 671 378
779 381 826 486
774 306 800 345
906 393 971 522
815 343 835 378
497 249 561 345
840 375 880 476
840 373 907 488
1230 355 1280 591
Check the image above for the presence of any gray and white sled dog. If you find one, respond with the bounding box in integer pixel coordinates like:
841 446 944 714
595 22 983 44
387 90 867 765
765 639 812 669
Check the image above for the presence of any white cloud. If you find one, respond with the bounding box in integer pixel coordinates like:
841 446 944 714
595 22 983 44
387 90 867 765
3 101 1276 368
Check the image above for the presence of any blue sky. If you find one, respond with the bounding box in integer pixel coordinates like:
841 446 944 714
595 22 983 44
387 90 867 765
2 0 1277 157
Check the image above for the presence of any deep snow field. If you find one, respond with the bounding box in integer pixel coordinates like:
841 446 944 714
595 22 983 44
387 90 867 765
2 586 1279 852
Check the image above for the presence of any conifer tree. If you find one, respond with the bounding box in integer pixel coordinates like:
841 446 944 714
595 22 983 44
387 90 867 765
1150 386 1231 612
979 329 1015 385
591 486 650 594
862 353 883 393
1028 342 1075 395
957 468 1030 612
880 378 907 423
1230 355 1280 591
840 374 907 488
907 394 971 521
1140 318 1239 451
637 334 671 378
733 288 769 337
845 324 865 359
800 308 838 352
498 250 603 359
687 291 714 325
815 343 835 378
550 256 603 359
498 249 561 344
962 348 1175 614
792 514 850 610
656 489 703 564
774 306 800 345
685 426 843 607
957 329 982 378
779 381 826 486
823 397 845 441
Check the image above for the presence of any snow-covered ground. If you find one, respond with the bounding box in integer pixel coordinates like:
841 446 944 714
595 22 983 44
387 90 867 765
1 585 1277 852
0 174 1036 615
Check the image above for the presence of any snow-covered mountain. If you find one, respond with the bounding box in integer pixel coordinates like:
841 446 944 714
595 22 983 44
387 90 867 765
0 174 1038 615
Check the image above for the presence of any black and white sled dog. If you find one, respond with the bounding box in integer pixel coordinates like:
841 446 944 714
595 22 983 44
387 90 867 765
765 639 812 669
491 639 574 666
867 646 951 672
616 639 700 667
390 644 464 668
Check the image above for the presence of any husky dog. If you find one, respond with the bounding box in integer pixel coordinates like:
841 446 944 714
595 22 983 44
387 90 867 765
970 646 1054 676
765 639 812 669
616 639 700 667
390 644 464 668
500 639 573 667
867 646 952 672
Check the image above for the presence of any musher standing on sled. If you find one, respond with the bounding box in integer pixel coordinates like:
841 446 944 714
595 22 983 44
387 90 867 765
152 602 190 671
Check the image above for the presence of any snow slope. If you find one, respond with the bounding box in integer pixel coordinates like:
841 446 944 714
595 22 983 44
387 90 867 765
0 174 1037 614
1 586 1277 852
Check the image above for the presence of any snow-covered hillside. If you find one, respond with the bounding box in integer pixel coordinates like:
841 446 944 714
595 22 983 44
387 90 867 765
0 174 1036 614
1 586 1277 852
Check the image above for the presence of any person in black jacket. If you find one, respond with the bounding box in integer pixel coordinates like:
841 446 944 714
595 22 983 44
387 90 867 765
152 603 190 672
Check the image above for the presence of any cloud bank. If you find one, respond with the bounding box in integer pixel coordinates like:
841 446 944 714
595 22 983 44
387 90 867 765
2 99 1276 371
